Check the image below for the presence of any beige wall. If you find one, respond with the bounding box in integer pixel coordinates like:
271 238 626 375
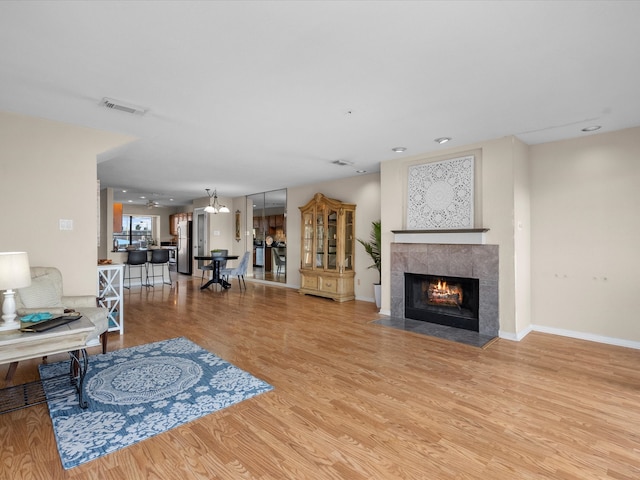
530 127 640 342
513 138 532 334
0 111 134 294
380 127 640 344
380 136 530 337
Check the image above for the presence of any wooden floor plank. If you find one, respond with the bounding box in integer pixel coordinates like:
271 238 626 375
1 275 639 479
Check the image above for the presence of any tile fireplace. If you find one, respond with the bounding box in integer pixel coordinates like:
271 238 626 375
390 243 499 338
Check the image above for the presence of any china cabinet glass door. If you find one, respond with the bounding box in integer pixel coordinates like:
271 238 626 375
302 211 314 269
344 210 354 271
315 207 324 268
327 209 338 270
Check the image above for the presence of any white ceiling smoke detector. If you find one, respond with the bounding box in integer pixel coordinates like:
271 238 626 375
101 97 148 115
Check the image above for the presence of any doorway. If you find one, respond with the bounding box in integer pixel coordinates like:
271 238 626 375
193 207 208 273
247 189 287 284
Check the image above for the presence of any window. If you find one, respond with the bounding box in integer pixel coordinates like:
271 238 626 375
113 215 158 251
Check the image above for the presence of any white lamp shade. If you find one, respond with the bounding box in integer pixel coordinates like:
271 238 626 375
0 252 31 290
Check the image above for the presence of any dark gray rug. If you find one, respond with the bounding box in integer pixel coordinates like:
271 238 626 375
371 316 498 349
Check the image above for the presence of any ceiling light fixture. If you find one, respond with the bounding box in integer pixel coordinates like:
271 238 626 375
204 188 230 214
581 125 601 132
392 147 407 153
435 137 452 144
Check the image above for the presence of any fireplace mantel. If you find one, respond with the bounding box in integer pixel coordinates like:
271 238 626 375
392 228 489 245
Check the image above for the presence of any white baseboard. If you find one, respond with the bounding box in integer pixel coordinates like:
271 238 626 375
530 324 640 350
355 295 375 304
499 326 531 342
503 324 640 350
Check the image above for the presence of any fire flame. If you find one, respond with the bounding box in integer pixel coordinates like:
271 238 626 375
427 279 463 306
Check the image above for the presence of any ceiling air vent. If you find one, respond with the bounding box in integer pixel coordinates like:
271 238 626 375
332 159 353 166
101 97 147 116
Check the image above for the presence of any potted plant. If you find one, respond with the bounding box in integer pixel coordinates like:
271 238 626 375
358 220 381 309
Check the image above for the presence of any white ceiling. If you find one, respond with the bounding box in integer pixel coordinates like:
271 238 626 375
2 1 639 206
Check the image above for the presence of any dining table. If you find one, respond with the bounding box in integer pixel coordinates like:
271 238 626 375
195 254 239 290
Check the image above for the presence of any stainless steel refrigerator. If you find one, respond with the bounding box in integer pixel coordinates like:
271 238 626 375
177 220 192 275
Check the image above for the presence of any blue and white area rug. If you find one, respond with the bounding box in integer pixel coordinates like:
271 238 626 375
38 337 273 469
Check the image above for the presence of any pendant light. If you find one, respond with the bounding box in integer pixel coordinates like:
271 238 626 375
204 188 230 214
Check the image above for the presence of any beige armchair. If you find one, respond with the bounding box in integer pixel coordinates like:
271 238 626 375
5 266 109 380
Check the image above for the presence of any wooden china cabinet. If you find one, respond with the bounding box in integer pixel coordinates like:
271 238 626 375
299 193 356 302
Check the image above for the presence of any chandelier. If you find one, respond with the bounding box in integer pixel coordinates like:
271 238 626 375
204 188 230 214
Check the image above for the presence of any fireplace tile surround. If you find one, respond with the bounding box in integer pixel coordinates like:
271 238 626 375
390 243 499 338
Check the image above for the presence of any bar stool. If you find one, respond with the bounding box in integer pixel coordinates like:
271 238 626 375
124 250 149 289
147 249 172 286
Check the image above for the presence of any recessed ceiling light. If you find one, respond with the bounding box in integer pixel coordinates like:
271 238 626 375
581 125 601 132
139 196 146 199
435 137 452 144
392 147 407 153
121 189 127 193
128 200 133 203
356 170 367 174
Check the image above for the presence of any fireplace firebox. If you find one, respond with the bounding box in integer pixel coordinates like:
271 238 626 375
404 273 480 332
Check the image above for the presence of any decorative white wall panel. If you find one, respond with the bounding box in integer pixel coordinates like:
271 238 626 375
407 155 474 229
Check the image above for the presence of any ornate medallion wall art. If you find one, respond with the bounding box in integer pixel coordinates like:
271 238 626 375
407 155 474 229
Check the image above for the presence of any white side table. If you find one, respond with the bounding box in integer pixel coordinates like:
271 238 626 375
0 317 95 412
97 264 124 334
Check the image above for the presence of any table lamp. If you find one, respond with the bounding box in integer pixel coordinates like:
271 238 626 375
0 252 31 332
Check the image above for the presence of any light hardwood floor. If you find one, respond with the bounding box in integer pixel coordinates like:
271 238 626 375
1 275 639 480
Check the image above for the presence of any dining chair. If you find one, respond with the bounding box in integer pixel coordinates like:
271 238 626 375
198 257 214 287
221 251 250 290
273 248 286 276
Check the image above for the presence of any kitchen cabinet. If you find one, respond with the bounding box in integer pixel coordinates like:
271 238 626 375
170 214 178 236
253 214 285 233
113 203 123 233
170 212 192 236
299 193 355 302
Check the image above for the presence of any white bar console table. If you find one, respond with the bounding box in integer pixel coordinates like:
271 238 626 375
97 264 125 334
0 317 95 413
